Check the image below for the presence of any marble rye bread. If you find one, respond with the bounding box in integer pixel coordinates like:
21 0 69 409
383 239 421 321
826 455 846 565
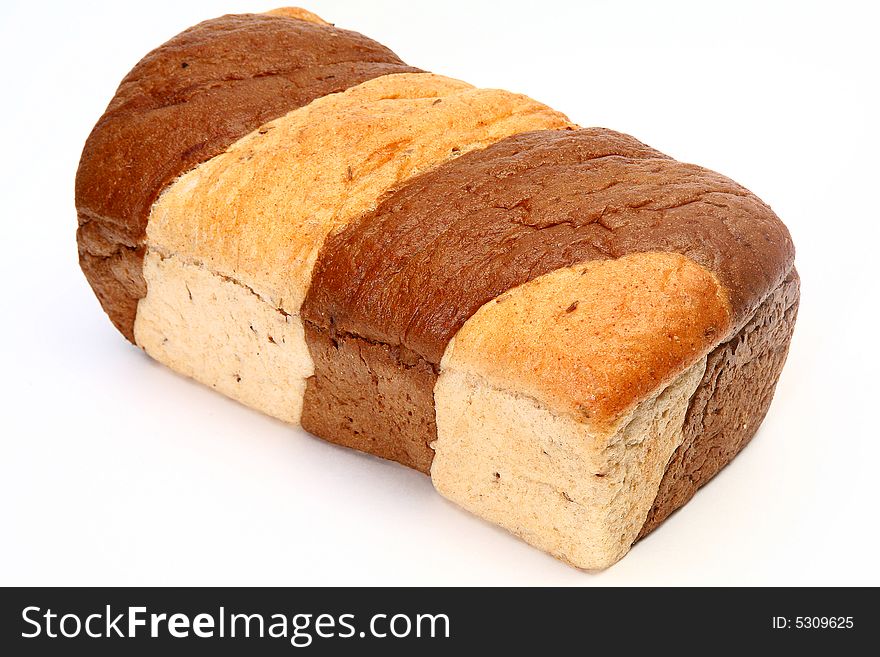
76 7 799 569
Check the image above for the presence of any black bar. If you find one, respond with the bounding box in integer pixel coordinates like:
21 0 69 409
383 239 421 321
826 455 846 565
0 587 872 654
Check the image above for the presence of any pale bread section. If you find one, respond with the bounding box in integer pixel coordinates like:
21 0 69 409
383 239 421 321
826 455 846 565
138 72 572 424
135 250 312 423
148 72 572 314
431 252 730 568
432 360 705 569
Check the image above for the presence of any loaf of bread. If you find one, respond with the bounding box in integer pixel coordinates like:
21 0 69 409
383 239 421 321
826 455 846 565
76 8 799 569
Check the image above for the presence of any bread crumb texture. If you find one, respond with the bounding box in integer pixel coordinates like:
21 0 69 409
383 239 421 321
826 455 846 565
433 356 706 570
135 250 312 423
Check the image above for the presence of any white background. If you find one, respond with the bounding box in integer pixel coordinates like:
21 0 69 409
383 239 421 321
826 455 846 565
1 0 878 586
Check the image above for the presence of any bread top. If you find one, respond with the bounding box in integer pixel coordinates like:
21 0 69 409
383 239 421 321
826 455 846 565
303 127 795 422
441 253 730 425
75 9 418 338
148 72 572 313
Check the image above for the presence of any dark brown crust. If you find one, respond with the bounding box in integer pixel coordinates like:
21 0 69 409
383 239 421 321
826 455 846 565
639 268 800 538
301 128 796 473
303 128 794 364
75 12 418 340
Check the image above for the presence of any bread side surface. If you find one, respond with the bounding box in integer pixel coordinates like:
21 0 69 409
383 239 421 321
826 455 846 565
75 10 418 340
136 72 572 424
639 268 801 536
302 328 440 470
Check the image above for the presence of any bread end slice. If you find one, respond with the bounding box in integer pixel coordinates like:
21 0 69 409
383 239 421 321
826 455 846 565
433 360 705 569
135 250 312 424
431 252 730 568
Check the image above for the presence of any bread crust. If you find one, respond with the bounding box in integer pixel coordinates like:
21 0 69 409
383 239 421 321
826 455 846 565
301 128 795 473
639 268 800 536
75 12 418 339
441 252 731 425
146 73 571 316
303 128 794 363
264 7 329 23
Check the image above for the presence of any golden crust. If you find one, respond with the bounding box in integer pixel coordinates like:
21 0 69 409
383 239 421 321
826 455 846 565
148 72 573 314
264 7 330 24
440 252 732 426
